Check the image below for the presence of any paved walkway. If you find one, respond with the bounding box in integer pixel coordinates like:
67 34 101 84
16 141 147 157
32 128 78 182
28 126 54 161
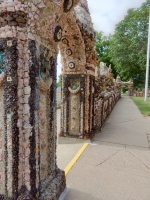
57 96 150 200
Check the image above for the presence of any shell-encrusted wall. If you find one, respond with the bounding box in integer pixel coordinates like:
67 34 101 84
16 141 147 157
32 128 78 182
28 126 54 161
60 0 121 139
0 0 85 199
60 0 97 139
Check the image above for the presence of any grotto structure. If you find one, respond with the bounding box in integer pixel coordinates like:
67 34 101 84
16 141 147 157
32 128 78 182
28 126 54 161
59 0 98 139
0 0 85 199
59 11 121 139
0 0 121 199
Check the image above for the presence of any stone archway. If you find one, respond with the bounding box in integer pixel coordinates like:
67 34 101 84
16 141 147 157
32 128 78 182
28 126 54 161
0 0 83 199
59 0 97 139
0 0 122 199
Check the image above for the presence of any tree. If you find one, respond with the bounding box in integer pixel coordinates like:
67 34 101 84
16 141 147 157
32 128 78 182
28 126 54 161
95 31 117 78
57 74 62 87
110 0 150 83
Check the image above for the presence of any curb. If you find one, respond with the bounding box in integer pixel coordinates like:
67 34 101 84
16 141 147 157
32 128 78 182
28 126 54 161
64 143 89 176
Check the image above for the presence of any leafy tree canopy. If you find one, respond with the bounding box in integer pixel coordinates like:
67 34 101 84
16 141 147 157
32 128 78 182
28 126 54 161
57 74 62 87
95 32 117 78
110 0 150 84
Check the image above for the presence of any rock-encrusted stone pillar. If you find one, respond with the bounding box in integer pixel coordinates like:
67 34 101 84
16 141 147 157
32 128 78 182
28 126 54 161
59 0 97 139
0 0 71 199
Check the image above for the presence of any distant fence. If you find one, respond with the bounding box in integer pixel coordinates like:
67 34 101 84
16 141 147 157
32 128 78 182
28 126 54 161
133 89 150 97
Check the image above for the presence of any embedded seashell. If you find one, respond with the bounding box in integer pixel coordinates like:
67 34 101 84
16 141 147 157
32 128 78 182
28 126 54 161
18 171 23 181
24 72 29 78
30 21 35 27
27 112 30 118
6 30 13 37
25 131 31 140
18 103 23 111
34 15 39 20
7 6 15 12
31 4 37 12
25 148 30 157
36 21 40 29
18 60 23 69
0 149 3 161
17 119 22 128
0 72 4 79
23 142 28 149
25 173 30 182
0 27 4 31
37 2 46 8
63 0 73 12
17 43 23 50
24 86 31 95
29 12 33 18
18 49 23 57
1 31 6 38
23 104 30 114
24 95 30 104
24 78 29 87
40 78 49 91
25 157 29 167
19 130 23 138
17 69 23 78
18 180 23 189
18 32 26 40
7 1 15 7
15 5 21 11
14 0 19 5
24 63 29 71
23 114 30 123
12 31 17 37
18 78 23 88
20 7 24 12
18 110 23 118
24 54 29 62
28 32 35 40
17 26 22 31
25 181 31 191
19 97 24 104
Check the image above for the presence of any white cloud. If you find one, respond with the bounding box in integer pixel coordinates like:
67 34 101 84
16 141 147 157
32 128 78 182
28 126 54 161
88 0 146 35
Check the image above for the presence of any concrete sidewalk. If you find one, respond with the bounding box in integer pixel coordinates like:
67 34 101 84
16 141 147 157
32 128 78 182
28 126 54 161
57 109 86 170
58 96 150 200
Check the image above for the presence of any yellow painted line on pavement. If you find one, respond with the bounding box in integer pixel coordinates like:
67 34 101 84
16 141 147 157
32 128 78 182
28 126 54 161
64 143 89 176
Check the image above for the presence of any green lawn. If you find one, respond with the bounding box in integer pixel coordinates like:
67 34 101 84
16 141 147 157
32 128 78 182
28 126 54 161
131 97 150 116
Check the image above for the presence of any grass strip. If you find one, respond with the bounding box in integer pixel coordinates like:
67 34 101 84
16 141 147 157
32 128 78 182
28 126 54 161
131 97 150 116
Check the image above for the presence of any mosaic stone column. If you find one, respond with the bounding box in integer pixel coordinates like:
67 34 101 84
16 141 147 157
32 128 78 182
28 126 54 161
0 0 87 199
61 74 85 139
0 38 66 200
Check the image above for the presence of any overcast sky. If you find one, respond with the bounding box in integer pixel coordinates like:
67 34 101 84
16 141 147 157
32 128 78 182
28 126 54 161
88 0 146 35
57 0 146 79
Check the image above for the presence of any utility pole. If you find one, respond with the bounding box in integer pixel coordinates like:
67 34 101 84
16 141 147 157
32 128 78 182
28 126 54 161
144 11 150 101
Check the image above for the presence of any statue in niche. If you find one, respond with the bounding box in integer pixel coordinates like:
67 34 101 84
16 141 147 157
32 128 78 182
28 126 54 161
68 78 80 94
95 62 116 93
68 78 81 135
99 62 108 76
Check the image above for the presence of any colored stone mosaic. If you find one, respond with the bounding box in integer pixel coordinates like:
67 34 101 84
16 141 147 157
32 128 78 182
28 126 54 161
0 0 122 199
